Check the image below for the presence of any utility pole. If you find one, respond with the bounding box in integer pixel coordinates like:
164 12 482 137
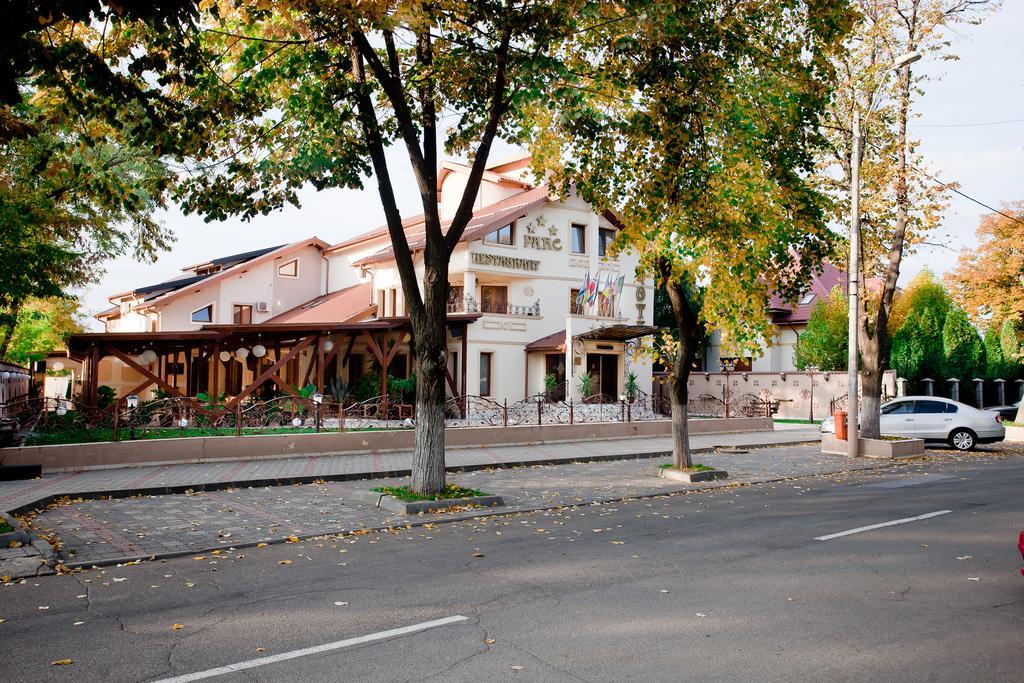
847 109 861 459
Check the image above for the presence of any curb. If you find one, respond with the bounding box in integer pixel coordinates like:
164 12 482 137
2 438 819 516
59 455 899 571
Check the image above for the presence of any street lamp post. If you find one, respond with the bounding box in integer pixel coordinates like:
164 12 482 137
312 392 323 433
126 393 139 441
847 50 921 459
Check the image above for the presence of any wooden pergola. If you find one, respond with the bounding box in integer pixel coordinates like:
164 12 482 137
67 314 479 410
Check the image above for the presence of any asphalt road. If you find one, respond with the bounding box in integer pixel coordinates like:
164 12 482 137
1 452 1022 682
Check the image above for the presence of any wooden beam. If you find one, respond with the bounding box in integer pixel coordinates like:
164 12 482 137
271 374 302 398
301 335 320 389
223 335 315 411
105 346 183 398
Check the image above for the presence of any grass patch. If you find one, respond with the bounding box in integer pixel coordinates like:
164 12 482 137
0 519 12 534
659 462 716 472
1005 421 1021 427
774 418 822 425
371 484 487 502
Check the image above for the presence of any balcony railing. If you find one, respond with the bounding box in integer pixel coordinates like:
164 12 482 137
448 295 541 317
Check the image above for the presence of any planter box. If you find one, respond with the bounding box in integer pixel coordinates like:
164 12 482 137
348 489 504 515
658 467 729 483
1004 425 1024 442
821 434 925 459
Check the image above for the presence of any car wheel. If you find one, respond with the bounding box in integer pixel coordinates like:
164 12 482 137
948 428 976 451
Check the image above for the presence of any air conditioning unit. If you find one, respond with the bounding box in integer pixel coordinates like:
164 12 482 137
256 301 270 313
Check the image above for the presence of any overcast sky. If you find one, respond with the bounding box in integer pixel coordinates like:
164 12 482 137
78 2 1024 330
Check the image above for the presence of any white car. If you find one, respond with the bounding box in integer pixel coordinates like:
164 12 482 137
821 396 1005 451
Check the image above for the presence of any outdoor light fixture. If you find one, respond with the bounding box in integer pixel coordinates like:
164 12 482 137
178 418 189 428
140 349 157 364
312 392 323 404
126 394 139 409
322 340 335 353
252 344 267 358
52 362 64 371
235 347 249 360
219 351 231 362
56 401 67 417
126 394 139 440
291 417 303 427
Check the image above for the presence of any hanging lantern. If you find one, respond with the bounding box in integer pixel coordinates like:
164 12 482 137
252 344 267 358
219 351 231 362
236 347 249 360
140 349 158 364
178 418 189 428
322 339 335 353
52 362 64 371
291 417 303 427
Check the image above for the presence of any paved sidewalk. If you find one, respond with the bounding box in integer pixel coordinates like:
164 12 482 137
22 439 918 568
0 428 818 514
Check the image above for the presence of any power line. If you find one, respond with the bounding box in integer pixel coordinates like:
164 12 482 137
912 117 1024 128
863 138 1024 227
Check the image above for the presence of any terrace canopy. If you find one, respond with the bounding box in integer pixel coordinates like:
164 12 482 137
66 314 480 409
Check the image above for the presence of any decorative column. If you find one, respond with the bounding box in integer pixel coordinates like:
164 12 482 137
895 377 908 397
973 378 984 408
994 378 1006 406
1016 378 1024 402
920 378 934 396
947 378 959 403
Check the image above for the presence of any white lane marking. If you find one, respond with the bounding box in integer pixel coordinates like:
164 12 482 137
154 615 470 683
814 510 952 541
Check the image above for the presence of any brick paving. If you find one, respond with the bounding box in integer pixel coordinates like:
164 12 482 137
26 441 902 567
0 428 819 514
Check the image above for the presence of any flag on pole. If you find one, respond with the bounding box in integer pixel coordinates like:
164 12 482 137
575 271 589 312
587 271 600 307
614 274 626 315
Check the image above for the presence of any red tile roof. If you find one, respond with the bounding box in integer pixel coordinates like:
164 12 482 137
265 282 375 325
352 186 551 267
768 262 846 325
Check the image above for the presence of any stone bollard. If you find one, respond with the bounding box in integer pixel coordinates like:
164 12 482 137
920 378 934 396
896 377 908 397
1017 379 1024 402
947 378 960 403
973 378 984 408
995 378 1006 406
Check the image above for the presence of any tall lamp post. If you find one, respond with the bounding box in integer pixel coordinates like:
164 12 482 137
847 50 921 459
126 393 139 441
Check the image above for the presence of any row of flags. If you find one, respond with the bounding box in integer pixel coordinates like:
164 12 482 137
575 271 626 317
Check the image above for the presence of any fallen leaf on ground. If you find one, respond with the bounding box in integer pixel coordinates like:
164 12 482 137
278 560 292 565
956 555 972 560
51 659 73 666
660 590 669 593
185 582 196 588
611 541 625 545
334 602 348 606
696 613 707 618
511 665 525 671
286 536 300 543
192 556 205 561
484 638 496 644
73 621 84 626
472 553 485 558
256 648 266 653
967 577 980 581
172 623 184 630
256 543 268 548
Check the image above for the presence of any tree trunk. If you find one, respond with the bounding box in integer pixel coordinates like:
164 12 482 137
409 251 450 494
0 300 23 360
859 324 883 438
663 268 704 470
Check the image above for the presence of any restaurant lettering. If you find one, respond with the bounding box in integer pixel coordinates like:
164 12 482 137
471 252 541 271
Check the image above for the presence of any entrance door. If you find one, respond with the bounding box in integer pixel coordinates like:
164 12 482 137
585 353 619 401
544 354 566 400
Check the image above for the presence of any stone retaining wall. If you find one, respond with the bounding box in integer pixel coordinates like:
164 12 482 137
0 417 773 472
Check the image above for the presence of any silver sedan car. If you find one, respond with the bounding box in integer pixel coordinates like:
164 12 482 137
821 396 1005 451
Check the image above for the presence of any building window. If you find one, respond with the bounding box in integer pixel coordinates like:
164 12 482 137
480 286 508 314
233 304 252 324
798 291 816 305
277 258 299 278
570 223 587 254
389 289 398 317
570 288 582 314
598 227 616 257
448 285 465 312
479 352 492 396
191 304 213 323
484 223 514 245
